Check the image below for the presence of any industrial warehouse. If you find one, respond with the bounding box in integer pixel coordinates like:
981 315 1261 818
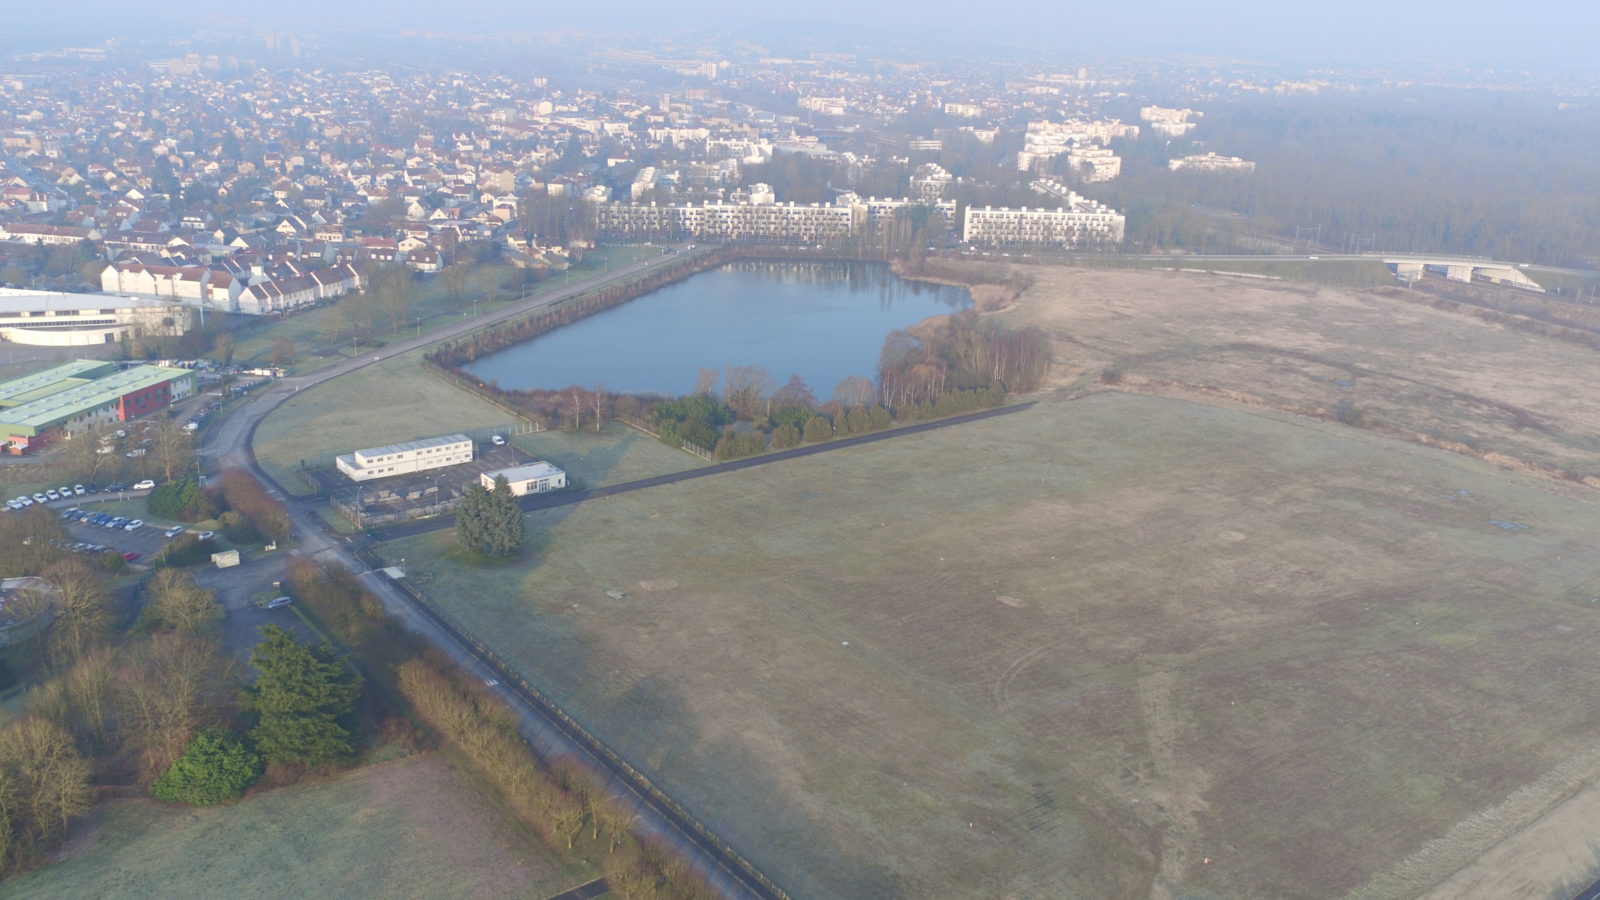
0 359 195 453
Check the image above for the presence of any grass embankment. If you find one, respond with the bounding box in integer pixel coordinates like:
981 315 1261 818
252 348 704 492
227 247 661 373
0 754 575 900
378 393 1600 899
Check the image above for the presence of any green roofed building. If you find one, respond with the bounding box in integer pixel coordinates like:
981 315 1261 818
0 360 196 454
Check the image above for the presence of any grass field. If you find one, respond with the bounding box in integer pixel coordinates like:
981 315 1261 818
252 348 703 492
0 754 581 900
251 351 512 489
379 391 1600 899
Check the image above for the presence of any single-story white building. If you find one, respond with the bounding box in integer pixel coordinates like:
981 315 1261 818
481 461 566 496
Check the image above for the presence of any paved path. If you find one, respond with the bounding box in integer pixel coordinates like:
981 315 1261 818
543 877 609 900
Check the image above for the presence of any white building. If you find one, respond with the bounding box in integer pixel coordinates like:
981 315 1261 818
336 433 474 483
0 288 190 347
1169 152 1256 173
1140 106 1200 137
964 200 1126 249
481 461 567 496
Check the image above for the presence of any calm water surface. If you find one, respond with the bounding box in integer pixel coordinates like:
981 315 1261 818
462 261 971 396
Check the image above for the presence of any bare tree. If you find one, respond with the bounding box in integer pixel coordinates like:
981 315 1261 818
143 569 220 635
590 385 607 432
566 384 585 431
832 375 876 409
151 417 194 483
119 633 232 775
723 365 773 420
34 558 112 668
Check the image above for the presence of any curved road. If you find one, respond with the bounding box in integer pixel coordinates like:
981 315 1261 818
201 250 786 900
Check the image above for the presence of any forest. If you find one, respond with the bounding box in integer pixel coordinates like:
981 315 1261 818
1086 90 1600 267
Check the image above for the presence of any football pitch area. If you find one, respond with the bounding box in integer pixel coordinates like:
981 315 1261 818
383 392 1600 899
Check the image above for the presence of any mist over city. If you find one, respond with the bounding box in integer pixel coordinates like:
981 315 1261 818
0 9 1598 900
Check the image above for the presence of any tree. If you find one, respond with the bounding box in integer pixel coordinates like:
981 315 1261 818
243 625 362 768
269 336 296 368
802 415 833 443
212 331 236 365
120 632 232 774
723 365 773 420
142 569 221 635
61 420 116 482
151 418 195 483
441 263 470 302
455 477 523 558
0 717 91 872
34 558 112 668
150 727 262 806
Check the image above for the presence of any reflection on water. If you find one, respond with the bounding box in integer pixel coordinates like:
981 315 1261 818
461 260 972 397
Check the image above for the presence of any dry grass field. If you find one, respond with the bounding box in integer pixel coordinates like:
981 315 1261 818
0 754 579 899
385 385 1600 899
1001 266 1600 482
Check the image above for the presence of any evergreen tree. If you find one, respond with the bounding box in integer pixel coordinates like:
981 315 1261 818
151 727 262 806
455 477 523 557
242 626 362 767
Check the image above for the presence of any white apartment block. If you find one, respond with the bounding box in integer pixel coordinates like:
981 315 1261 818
597 194 957 243
964 201 1126 249
1169 152 1256 173
1065 147 1121 182
1140 106 1200 137
336 433 474 483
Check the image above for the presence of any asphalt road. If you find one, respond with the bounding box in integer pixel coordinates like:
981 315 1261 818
199 250 784 900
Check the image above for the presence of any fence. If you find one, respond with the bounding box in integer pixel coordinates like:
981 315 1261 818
361 546 787 900
616 414 713 460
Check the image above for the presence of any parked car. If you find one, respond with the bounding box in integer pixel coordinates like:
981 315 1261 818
132 480 156 491
124 519 144 531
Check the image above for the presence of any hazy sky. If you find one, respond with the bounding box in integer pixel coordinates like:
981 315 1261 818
7 0 1599 69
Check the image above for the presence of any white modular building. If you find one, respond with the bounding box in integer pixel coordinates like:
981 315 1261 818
336 433 474 482
481 461 567 496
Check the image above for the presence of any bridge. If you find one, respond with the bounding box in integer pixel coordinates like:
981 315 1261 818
1382 257 1546 291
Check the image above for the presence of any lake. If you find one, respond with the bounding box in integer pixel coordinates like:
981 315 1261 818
460 260 972 397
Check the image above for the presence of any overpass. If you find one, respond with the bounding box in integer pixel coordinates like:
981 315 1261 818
1382 256 1546 291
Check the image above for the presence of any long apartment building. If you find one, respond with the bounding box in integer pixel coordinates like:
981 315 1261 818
598 194 958 243
964 197 1126 248
335 433 474 483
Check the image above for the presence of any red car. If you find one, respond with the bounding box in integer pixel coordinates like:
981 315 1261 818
122 551 141 561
